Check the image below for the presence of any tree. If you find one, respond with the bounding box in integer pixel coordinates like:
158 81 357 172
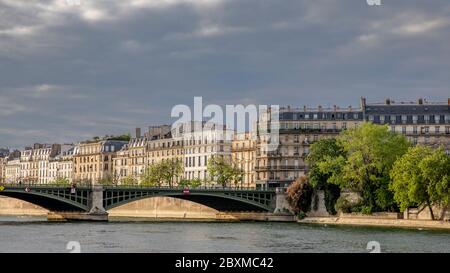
392 146 450 220
390 146 434 216
178 178 202 188
207 156 241 188
54 177 70 186
141 164 163 187
420 149 450 220
286 176 313 214
98 173 114 185
306 138 344 214
160 159 184 188
320 123 410 213
121 175 138 186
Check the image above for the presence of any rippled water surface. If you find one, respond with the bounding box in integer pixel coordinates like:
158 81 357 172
0 216 449 253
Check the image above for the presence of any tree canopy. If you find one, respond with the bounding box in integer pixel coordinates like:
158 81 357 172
315 123 410 213
207 156 242 188
390 146 450 219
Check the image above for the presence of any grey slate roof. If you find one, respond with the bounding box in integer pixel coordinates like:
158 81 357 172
364 104 449 115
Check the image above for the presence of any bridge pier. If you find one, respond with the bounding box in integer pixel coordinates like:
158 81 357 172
47 185 109 222
273 187 293 214
47 211 108 221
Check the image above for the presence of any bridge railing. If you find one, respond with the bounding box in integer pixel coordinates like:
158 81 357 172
0 182 274 192
0 182 93 189
104 184 272 191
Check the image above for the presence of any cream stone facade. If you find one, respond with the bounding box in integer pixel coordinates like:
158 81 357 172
47 146 75 183
174 122 233 182
73 140 127 183
232 133 256 187
5 158 21 183
256 105 364 189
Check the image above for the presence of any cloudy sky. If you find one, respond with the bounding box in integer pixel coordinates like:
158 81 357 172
0 0 449 148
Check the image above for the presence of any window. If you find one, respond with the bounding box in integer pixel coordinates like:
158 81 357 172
435 126 440 134
413 126 418 134
402 126 406 134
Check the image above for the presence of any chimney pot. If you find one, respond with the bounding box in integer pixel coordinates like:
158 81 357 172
417 98 423 105
360 97 367 108
135 127 141 138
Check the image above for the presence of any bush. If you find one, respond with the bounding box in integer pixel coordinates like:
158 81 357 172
335 197 353 213
297 211 306 220
286 176 313 214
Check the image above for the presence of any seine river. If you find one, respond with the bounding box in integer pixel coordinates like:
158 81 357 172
0 216 449 253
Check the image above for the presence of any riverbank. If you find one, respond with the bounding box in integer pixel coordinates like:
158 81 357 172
299 216 450 230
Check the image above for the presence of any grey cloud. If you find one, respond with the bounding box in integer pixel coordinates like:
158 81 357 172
0 0 449 148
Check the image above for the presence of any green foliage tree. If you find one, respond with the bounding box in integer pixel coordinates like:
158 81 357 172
318 123 410 213
306 138 344 214
98 173 115 185
420 149 450 220
141 164 163 187
140 159 184 187
178 178 202 188
160 159 184 188
106 134 131 142
286 176 313 215
54 177 70 186
207 156 241 188
121 175 138 186
391 146 450 220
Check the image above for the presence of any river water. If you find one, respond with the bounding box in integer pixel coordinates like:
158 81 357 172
0 216 449 253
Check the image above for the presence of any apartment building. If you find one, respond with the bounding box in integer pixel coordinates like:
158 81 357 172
362 97 450 153
113 126 176 183
174 122 233 181
4 150 21 183
256 104 365 189
73 140 127 183
0 149 9 183
47 146 75 183
232 133 256 187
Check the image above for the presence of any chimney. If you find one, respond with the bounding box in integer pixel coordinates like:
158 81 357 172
448 98 450 105
360 97 366 108
333 105 337 112
348 105 352 111
417 98 423 105
303 105 307 112
135 127 141 138
318 105 323 112
385 98 391 105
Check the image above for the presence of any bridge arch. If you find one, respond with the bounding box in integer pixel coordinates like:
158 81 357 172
104 192 272 212
0 190 88 212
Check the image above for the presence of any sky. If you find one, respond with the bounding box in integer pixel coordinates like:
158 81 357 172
0 0 449 148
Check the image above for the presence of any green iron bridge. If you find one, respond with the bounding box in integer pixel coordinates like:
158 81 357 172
0 184 282 219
